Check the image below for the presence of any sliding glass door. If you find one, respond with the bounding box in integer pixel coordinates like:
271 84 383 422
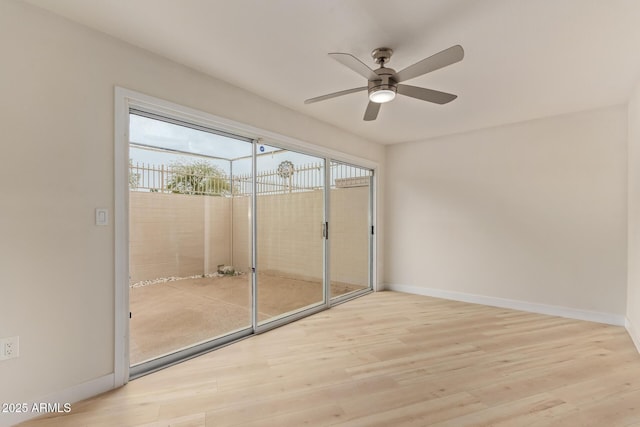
255 144 327 326
128 112 253 372
330 162 374 301
125 104 374 376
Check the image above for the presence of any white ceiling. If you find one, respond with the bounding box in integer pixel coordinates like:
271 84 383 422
24 0 640 144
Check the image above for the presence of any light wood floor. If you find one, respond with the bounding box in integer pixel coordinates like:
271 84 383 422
19 291 640 426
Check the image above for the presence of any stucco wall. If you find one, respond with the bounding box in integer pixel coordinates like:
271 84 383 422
130 187 370 285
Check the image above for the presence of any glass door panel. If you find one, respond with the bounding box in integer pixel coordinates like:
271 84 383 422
128 112 252 368
330 162 373 300
255 144 326 324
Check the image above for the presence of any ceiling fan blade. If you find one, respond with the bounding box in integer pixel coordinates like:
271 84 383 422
304 86 367 104
363 101 381 121
397 84 457 104
395 45 464 83
329 53 378 80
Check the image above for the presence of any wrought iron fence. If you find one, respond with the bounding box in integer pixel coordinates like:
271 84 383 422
129 162 230 196
130 161 372 196
233 162 324 196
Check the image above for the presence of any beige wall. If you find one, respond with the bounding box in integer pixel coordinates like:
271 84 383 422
257 191 324 281
0 0 383 408
385 106 628 316
330 186 370 285
205 196 233 275
130 192 206 282
129 193 234 282
232 196 252 273
256 188 370 284
628 81 640 349
131 188 370 286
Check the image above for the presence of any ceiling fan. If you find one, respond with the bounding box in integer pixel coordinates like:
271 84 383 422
304 45 464 121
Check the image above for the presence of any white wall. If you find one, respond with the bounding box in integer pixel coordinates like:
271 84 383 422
627 81 640 351
0 0 384 413
385 106 628 319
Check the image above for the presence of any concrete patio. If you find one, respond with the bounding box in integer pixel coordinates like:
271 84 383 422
130 273 366 364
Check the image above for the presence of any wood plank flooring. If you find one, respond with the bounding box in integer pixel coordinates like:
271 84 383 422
18 291 640 426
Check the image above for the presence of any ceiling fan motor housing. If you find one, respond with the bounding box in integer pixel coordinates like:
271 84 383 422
368 67 398 98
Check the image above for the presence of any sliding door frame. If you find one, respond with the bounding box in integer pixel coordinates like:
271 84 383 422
328 161 375 307
114 87 378 385
253 147 330 334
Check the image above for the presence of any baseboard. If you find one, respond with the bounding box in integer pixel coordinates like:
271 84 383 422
626 317 640 354
386 283 625 326
1 374 115 427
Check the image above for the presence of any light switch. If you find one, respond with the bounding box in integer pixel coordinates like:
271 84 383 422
96 208 108 226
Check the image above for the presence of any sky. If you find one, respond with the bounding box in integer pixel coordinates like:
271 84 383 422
129 114 321 177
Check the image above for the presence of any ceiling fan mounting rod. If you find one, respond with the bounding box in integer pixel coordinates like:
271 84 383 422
372 47 393 66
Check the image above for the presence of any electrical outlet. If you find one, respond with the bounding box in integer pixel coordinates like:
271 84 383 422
0 336 19 360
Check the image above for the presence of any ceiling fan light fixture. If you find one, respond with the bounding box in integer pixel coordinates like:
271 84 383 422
369 88 396 103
